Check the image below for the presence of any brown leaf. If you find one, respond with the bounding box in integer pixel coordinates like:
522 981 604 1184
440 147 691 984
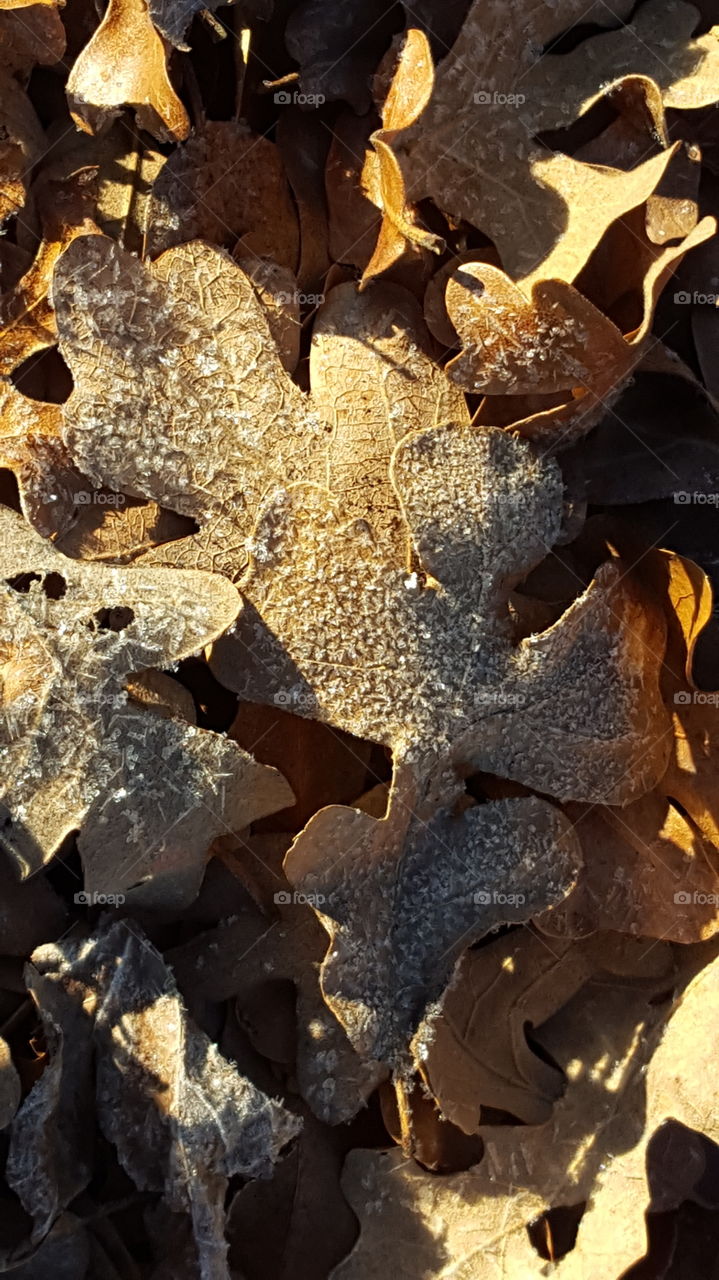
284 768 580 1064
311 280 468 560
0 1035 20 1129
390 1 719 281
226 1105 358 1280
0 69 45 225
67 0 190 143
331 941 679 1279
0 506 292 906
445 219 715 445
0 0 65 74
413 928 677 1131
54 234 327 577
360 29 444 287
147 120 299 269
168 841 386 1123
215 424 670 808
11 919 300 1277
229 701 372 832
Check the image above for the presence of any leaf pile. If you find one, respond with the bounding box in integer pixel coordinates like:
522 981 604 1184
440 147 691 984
0 1 719 1277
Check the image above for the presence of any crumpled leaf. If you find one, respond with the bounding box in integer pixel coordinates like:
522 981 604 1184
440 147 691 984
10 919 300 1278
214 423 671 808
283 767 580 1064
331 940 680 1279
388 1 719 281
0 506 293 906
146 120 300 269
360 28 444 287
67 0 190 143
445 216 715 445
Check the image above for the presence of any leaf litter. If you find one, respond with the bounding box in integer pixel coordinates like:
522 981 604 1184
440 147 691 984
0 0 719 1276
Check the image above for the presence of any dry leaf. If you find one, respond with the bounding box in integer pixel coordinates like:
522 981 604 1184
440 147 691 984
0 176 100 536
0 70 45 225
147 120 300 269
67 0 190 143
54 234 327 577
310 280 468 560
360 28 444 287
215 424 670 808
331 942 679 1279
0 506 292 906
388 3 719 281
445 218 715 446
168 842 386 1123
284 768 580 1064
0 0 65 74
54 237 467 576
10 919 300 1278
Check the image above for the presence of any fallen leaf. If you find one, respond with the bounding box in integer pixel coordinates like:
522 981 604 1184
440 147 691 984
0 0 65 74
0 506 293 906
147 120 299 269
53 234 327 577
11 919 300 1276
284 767 580 1064
310 280 468 560
226 1104 358 1280
0 70 45 225
330 942 679 1279
67 0 190 143
360 29 444 287
445 217 715 445
388 3 719 281
215 424 671 808
168 839 387 1122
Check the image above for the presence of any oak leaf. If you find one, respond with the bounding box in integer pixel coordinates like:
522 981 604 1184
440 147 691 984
0 507 293 906
67 0 190 142
9 919 300 1277
379 3 719 281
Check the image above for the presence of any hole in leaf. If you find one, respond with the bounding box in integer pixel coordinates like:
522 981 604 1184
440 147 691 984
7 571 67 599
92 606 136 632
10 346 73 404
527 1203 586 1262
7 572 42 594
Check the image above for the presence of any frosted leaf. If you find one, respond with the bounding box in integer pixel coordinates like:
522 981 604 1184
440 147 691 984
0 507 293 907
9 920 300 1278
